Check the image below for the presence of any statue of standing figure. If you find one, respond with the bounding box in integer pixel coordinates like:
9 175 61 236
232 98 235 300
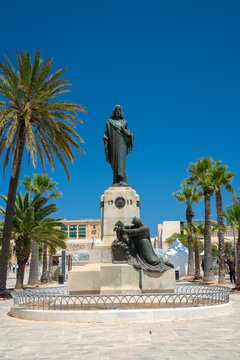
103 105 134 186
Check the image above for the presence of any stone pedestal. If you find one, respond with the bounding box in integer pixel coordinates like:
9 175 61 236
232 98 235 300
89 185 140 264
100 185 140 246
100 264 141 294
68 264 101 294
68 264 175 295
141 268 175 293
68 263 141 295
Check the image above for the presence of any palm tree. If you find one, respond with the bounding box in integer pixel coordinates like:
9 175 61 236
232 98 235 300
0 192 67 289
173 186 203 276
0 51 86 292
41 244 48 283
192 224 205 280
48 248 54 282
21 174 62 286
28 240 39 286
21 174 62 199
223 204 240 290
212 163 235 284
181 224 219 280
182 157 215 281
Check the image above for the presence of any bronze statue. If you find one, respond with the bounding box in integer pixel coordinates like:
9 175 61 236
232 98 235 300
112 217 174 272
103 105 134 185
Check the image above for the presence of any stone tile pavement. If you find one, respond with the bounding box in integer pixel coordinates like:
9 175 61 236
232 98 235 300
0 287 240 360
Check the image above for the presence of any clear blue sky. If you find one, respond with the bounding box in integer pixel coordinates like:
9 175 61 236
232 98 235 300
0 1 240 235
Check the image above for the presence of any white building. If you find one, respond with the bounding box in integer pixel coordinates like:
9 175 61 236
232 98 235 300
158 220 235 250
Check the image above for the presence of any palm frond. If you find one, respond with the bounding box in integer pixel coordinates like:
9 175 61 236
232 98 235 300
0 50 86 178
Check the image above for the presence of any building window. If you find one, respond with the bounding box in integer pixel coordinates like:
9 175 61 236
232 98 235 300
61 226 68 232
92 230 96 235
78 224 86 238
69 225 77 231
69 231 77 239
92 225 96 229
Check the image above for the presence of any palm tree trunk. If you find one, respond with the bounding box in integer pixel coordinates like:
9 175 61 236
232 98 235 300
194 240 201 279
14 237 31 289
235 231 240 290
203 190 214 281
28 241 39 286
41 244 48 282
186 205 194 276
0 124 26 292
15 261 26 289
187 239 194 276
48 250 53 282
216 189 225 284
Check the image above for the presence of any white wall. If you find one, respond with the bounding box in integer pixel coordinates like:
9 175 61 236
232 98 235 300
158 221 181 250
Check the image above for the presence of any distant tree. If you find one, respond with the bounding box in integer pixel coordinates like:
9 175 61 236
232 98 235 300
183 157 215 281
211 244 219 260
173 186 203 276
191 224 205 280
165 233 182 247
198 240 204 254
223 204 240 290
224 241 235 256
21 174 62 199
21 174 62 286
212 162 235 284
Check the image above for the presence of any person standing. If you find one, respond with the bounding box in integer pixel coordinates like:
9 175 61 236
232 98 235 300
227 256 236 284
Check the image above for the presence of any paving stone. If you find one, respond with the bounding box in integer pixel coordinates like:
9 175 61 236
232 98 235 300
1 276 240 359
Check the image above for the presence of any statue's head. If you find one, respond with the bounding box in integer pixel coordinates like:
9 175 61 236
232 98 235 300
114 220 124 231
132 217 142 227
110 105 124 120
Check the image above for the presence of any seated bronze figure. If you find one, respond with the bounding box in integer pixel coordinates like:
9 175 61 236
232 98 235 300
112 217 173 272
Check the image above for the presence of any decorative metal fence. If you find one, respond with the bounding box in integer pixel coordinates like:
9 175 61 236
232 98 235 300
11 284 231 311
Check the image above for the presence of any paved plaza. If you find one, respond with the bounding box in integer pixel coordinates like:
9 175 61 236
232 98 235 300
0 274 240 359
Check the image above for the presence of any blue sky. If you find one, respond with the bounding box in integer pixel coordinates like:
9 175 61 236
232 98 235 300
0 1 240 235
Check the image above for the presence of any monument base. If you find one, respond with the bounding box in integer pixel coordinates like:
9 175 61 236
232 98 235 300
141 269 175 293
68 264 175 295
89 247 112 264
89 184 140 264
100 185 140 247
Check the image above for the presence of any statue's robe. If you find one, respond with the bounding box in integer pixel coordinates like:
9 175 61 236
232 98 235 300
125 225 172 272
103 118 134 184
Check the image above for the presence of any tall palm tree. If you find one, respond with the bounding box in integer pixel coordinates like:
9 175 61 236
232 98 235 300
0 51 86 291
173 186 203 276
223 204 240 290
212 163 235 284
0 192 67 289
21 174 62 285
182 157 215 281
179 224 203 280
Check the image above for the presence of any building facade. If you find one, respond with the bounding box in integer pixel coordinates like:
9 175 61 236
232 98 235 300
158 220 235 250
61 219 101 252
